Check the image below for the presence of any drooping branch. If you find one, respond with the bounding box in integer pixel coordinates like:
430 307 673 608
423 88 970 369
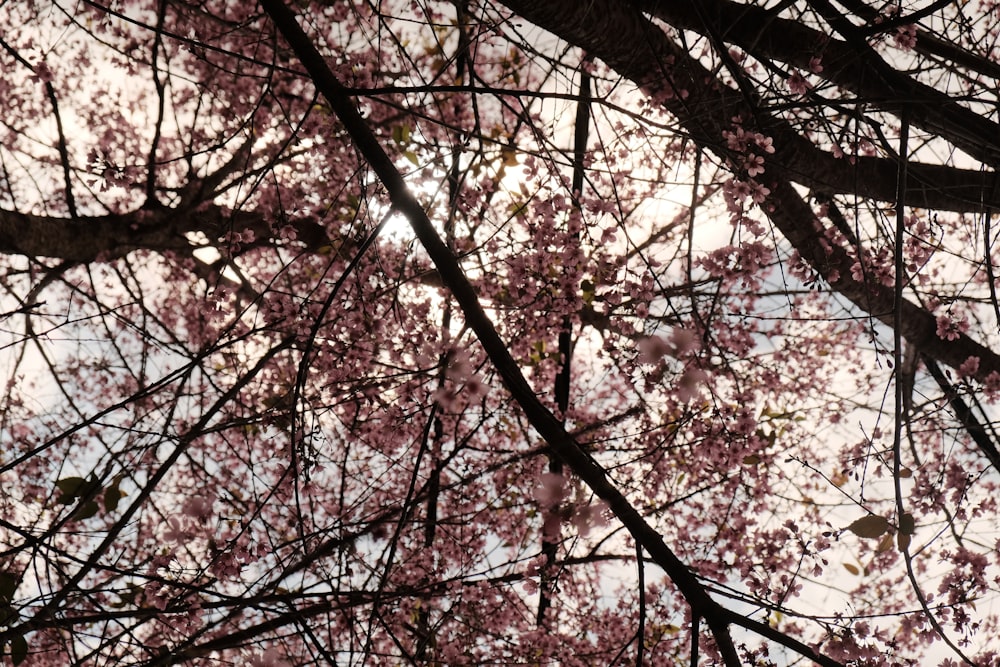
259 2 847 665
0 36 79 218
538 58 592 629
0 338 295 645
923 355 1000 474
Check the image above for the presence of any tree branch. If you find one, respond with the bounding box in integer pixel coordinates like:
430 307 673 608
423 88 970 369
502 0 998 214
0 205 327 262
259 2 852 665
497 0 1000 397
639 0 1000 169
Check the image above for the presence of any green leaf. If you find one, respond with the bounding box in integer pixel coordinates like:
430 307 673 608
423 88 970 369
103 476 126 513
55 476 88 502
110 583 142 608
899 512 916 535
73 500 100 521
9 633 27 665
845 515 890 539
392 124 411 145
0 572 18 602
55 475 100 504
0 602 18 626
55 476 87 493
103 486 122 513
403 150 419 165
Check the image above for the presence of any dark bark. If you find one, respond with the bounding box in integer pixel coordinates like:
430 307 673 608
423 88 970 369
640 0 1000 168
0 205 328 262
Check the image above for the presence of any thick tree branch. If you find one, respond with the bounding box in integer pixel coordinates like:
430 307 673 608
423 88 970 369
260 2 853 665
0 208 189 261
640 0 1000 169
501 0 998 214
9 2 996 264
258 1 759 664
0 205 327 262
923 355 1000 473
497 0 1000 394
836 0 1000 81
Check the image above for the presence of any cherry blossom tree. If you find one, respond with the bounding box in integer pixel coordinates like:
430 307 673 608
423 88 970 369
1 0 999 664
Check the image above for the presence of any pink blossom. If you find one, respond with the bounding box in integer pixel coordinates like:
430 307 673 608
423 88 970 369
744 153 766 177
676 366 709 402
637 335 672 363
787 70 811 95
463 373 490 398
445 349 475 382
986 371 1000 398
533 472 567 506
850 260 866 283
958 356 980 378
671 328 699 354
724 178 753 211
541 511 562 541
162 517 190 543
569 501 608 536
749 181 771 204
936 314 965 341
33 62 54 83
209 549 243 579
182 494 214 521
893 24 918 50
638 329 699 364
250 647 289 667
724 126 749 152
